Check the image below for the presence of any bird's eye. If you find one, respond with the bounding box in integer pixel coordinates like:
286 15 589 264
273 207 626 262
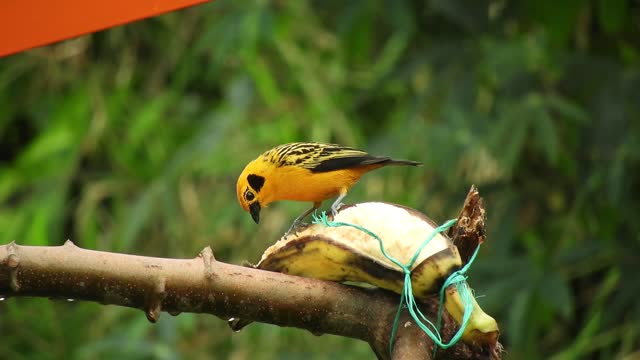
244 190 255 202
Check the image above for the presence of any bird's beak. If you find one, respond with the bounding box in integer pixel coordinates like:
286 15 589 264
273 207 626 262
249 202 261 224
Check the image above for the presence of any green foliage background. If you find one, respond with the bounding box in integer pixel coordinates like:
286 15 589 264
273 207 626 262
1 0 639 359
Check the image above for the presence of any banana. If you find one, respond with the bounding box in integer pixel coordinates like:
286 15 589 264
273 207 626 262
257 202 460 296
444 283 499 345
252 202 499 345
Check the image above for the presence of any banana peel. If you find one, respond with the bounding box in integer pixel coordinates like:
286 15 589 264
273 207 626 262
246 202 499 345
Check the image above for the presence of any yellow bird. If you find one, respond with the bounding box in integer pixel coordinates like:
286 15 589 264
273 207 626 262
236 142 422 231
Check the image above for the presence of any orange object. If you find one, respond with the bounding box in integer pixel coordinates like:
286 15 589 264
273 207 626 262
0 0 211 57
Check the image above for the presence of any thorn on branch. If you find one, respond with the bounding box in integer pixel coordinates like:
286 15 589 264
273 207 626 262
145 277 167 323
146 307 161 323
199 246 216 280
6 241 20 291
63 239 77 248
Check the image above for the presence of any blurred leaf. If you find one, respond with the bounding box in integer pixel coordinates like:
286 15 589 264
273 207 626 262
429 0 490 31
529 94 559 164
17 123 75 170
246 56 282 107
545 94 589 124
550 309 602 360
526 0 586 46
508 288 532 349
0 170 18 202
493 100 530 173
550 269 620 359
538 270 573 319
597 0 627 35
128 93 175 147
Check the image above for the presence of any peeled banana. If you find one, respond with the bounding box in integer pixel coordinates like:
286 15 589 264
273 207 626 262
254 202 499 345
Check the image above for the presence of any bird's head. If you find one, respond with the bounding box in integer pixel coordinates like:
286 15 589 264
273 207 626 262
236 162 267 224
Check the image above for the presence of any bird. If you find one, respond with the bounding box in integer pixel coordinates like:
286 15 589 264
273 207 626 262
236 142 422 233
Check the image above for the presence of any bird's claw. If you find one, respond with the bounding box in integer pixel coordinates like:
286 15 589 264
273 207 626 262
330 202 344 218
283 220 308 238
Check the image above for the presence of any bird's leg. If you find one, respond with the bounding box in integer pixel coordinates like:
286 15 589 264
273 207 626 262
329 190 348 217
285 201 321 236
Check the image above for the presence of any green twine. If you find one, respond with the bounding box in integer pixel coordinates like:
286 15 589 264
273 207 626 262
312 211 481 357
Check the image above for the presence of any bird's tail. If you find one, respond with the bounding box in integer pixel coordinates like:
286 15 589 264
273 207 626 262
384 158 423 167
363 157 422 167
